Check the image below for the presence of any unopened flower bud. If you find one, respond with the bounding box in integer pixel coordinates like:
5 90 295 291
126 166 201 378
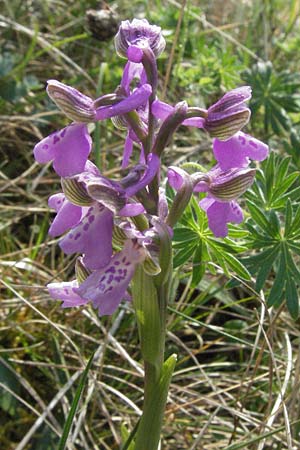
47 80 96 122
204 87 251 141
114 19 166 60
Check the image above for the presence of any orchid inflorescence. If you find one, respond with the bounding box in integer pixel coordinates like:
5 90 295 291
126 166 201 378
34 18 269 317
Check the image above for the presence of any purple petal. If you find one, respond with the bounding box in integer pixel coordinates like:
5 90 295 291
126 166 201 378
152 100 173 120
125 153 159 196
127 44 144 63
139 145 145 164
152 100 204 128
119 203 145 216
193 181 209 193
48 194 82 237
95 84 152 120
59 204 113 270
237 132 269 161
158 188 169 220
121 61 145 94
199 198 243 237
34 123 92 177
182 117 205 128
76 240 145 316
48 280 89 308
122 133 134 168
213 131 269 171
167 167 183 190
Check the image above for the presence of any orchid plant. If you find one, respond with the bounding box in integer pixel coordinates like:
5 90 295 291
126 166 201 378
34 18 269 450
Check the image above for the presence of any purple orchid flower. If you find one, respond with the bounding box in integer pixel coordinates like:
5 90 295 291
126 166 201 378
47 154 159 270
114 18 166 62
48 239 147 316
33 80 152 177
168 164 256 238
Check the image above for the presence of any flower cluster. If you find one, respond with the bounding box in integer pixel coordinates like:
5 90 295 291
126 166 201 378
34 19 268 316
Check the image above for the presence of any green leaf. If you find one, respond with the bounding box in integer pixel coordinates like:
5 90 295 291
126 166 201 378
284 199 293 237
286 276 299 319
246 200 269 230
290 205 300 235
0 360 20 416
270 172 298 203
191 242 205 288
267 249 286 307
221 252 251 280
173 242 197 269
58 351 95 450
134 354 177 450
255 245 279 291
268 211 281 238
121 420 140 450
172 227 199 242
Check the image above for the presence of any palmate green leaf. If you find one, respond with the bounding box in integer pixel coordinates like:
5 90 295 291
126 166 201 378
246 154 300 212
242 61 300 135
208 239 251 280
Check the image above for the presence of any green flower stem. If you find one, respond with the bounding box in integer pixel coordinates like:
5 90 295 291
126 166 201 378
132 238 174 450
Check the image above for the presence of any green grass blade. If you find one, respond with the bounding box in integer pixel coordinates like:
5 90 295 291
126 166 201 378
58 351 95 450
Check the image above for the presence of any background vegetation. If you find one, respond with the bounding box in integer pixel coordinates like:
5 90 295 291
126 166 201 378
1 0 300 448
